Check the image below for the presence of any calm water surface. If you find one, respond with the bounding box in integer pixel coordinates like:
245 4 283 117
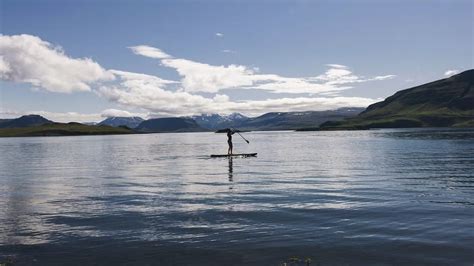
0 129 473 265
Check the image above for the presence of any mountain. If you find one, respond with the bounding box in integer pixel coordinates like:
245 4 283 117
192 113 249 130
0 115 53 128
236 108 364 131
136 117 205 133
98 116 144 128
319 70 474 130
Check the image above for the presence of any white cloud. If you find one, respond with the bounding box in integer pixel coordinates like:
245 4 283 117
312 68 395 85
0 109 26 119
221 49 236 53
372 75 397 80
444 69 459 76
0 34 114 93
215 33 224 37
109 69 176 86
251 75 350 94
129 45 171 59
250 69 394 94
97 70 225 116
0 56 11 78
326 64 348 69
130 45 396 94
313 67 359 84
161 58 256 93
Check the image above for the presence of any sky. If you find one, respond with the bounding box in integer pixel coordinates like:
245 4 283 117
0 0 472 122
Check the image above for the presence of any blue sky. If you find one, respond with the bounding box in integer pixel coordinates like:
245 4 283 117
0 0 472 122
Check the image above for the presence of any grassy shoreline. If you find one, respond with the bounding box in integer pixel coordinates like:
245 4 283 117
0 123 136 138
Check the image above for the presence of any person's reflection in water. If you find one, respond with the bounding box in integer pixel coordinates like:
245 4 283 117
227 157 235 211
228 157 233 183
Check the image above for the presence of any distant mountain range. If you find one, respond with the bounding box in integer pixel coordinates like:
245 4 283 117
191 113 249 130
93 108 363 132
190 108 364 131
317 69 474 130
98 116 144 128
235 108 364 131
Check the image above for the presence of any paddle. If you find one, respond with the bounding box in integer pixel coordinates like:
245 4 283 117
231 128 250 144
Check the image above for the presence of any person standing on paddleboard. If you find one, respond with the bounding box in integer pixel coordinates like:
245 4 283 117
227 128 235 155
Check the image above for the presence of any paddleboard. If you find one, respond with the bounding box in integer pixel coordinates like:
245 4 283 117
210 153 257 158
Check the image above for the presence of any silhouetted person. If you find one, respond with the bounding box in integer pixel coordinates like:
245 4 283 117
227 128 235 154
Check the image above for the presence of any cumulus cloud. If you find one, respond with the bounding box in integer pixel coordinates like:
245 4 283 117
97 70 225 116
221 49 236 53
0 56 11 78
161 58 256 93
129 45 171 59
312 67 396 85
326 64 348 69
444 69 459 76
109 69 177 87
312 67 358 84
372 75 397 80
0 34 114 93
251 75 350 94
130 45 396 94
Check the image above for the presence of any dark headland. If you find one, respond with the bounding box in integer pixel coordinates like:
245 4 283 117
298 69 474 131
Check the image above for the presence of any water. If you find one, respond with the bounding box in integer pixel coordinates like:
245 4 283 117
0 129 473 265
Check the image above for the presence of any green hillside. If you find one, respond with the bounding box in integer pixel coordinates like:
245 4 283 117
319 70 474 130
237 108 364 131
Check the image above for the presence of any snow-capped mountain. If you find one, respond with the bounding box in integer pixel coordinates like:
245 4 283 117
191 113 249 130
